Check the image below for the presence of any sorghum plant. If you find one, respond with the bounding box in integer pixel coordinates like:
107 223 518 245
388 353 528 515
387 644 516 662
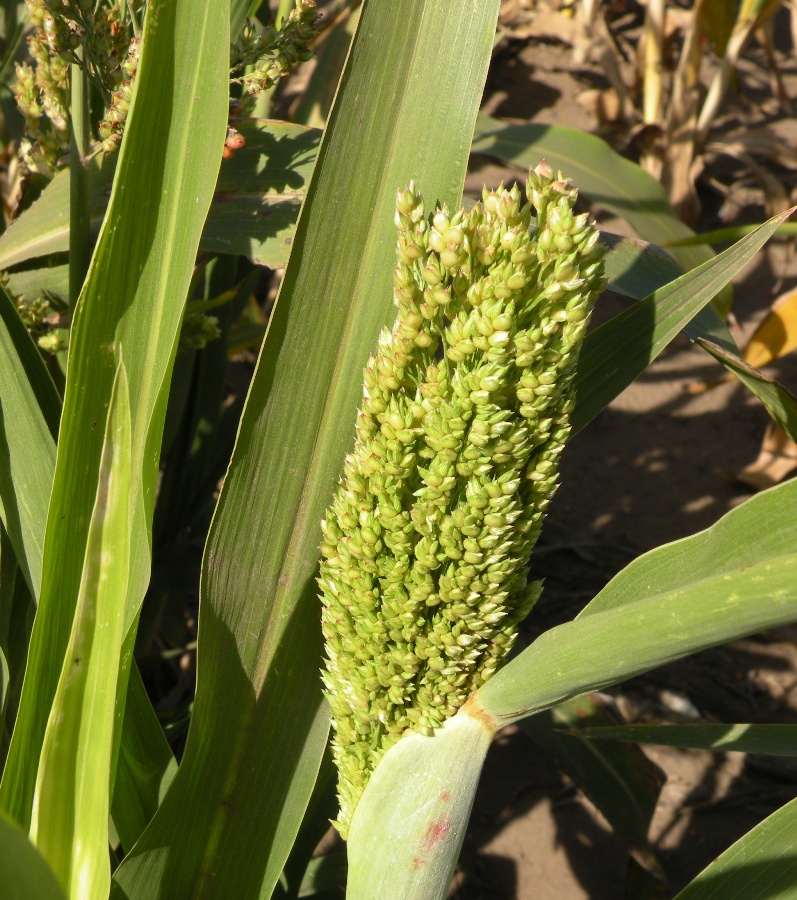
14 0 318 170
1 1 796 898
320 163 605 835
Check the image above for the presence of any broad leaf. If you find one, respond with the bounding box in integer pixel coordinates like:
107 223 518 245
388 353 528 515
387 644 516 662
112 1 501 897
0 809 66 900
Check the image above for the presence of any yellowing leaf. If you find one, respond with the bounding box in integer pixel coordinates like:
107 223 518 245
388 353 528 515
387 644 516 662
742 285 797 369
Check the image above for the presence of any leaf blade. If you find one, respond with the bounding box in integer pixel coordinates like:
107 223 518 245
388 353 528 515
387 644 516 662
675 797 797 898
570 723 797 756
0 809 66 900
0 284 59 597
572 208 795 433
477 479 797 722
30 362 132 900
112 1 502 896
0 0 229 829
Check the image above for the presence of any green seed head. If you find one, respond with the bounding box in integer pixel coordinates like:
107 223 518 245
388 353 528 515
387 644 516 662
319 163 605 837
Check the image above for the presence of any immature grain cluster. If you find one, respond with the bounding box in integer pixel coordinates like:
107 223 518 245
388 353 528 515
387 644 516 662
319 163 606 837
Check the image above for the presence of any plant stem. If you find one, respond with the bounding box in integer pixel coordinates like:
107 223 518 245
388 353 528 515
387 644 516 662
275 0 294 26
126 0 142 38
69 53 91 307
642 0 664 125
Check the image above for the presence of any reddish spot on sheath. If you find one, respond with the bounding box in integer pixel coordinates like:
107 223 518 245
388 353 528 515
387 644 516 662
440 790 451 804
424 818 451 849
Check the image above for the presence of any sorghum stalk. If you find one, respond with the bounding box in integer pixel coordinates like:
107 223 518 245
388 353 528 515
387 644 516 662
319 163 606 838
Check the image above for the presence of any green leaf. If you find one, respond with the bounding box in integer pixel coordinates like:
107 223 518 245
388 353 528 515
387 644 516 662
200 119 319 267
476 477 797 722
675 797 797 898
276 750 338 900
600 232 683 301
296 852 347 898
0 0 229 830
695 337 797 443
0 120 320 299
30 361 132 900
578 475 797 619
110 663 177 853
0 283 60 598
0 808 66 900
0 196 174 850
0 646 7 741
663 221 797 247
0 523 34 764
347 710 493 900
571 208 795 434
112 1 501 898
570 723 797 756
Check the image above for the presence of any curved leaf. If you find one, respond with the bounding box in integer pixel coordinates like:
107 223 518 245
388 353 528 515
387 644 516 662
0 809 65 900
572 208 795 433
0 284 59 598
476 477 797 721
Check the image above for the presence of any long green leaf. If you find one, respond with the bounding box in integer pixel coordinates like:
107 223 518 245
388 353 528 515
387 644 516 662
30 362 131 900
0 0 229 829
0 523 34 764
477 478 797 721
578 476 797 618
572 208 794 433
110 660 177 853
571 723 797 756
0 284 59 597
0 809 66 900
509 582 797 722
664 221 797 247
112 1 501 897
0 201 174 848
675 797 797 898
